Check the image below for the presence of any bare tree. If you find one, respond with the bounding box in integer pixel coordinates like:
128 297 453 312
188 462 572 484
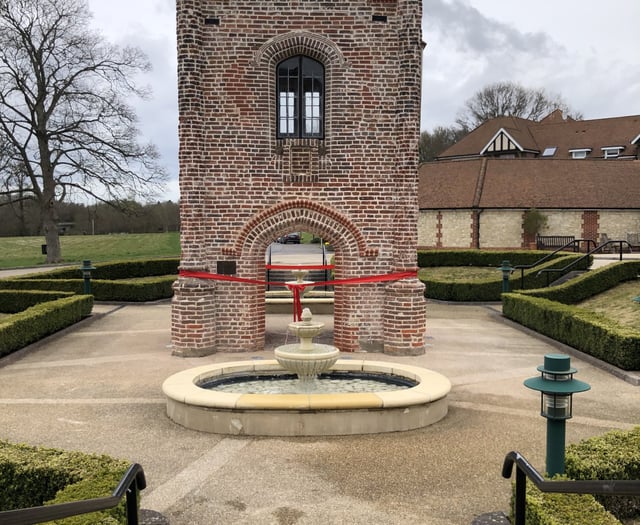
456 81 582 130
419 125 469 163
0 0 166 262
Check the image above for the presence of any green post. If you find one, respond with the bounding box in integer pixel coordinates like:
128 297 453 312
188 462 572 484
546 418 567 476
499 260 513 293
80 260 95 295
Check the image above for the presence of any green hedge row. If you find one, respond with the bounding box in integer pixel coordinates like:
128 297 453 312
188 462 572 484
0 276 176 302
19 258 180 281
2 258 180 302
417 249 567 267
502 260 640 370
419 255 584 302
517 477 620 524
512 426 640 524
0 290 75 314
514 261 640 304
0 440 129 524
0 295 93 358
502 293 640 370
566 426 640 520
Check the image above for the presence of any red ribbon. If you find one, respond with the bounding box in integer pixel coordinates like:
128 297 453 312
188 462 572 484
179 269 418 321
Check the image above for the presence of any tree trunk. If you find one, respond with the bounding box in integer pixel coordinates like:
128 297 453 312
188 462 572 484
42 202 61 263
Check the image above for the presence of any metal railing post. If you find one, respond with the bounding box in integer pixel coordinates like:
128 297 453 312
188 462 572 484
514 466 527 525
126 484 139 525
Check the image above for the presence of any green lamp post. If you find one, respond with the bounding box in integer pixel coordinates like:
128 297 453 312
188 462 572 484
524 354 590 476
80 260 96 295
499 260 514 293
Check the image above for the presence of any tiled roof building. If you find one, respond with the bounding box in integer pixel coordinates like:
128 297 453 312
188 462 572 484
419 112 640 250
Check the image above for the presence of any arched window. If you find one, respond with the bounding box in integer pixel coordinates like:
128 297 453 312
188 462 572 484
277 56 324 138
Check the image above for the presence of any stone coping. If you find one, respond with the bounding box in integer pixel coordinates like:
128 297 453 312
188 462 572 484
162 359 451 411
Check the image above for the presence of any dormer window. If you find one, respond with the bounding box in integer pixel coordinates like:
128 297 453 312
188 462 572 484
569 148 591 159
601 146 624 159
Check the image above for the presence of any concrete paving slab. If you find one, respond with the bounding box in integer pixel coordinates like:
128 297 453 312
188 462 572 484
0 296 640 525
1 297 639 523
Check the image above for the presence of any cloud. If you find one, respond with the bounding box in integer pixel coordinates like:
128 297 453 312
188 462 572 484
424 0 556 56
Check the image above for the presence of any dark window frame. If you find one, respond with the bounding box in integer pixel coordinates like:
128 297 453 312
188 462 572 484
276 55 324 139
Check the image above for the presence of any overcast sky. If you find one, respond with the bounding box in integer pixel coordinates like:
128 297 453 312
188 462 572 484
86 0 640 202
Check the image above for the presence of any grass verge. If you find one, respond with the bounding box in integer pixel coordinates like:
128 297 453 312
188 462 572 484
0 232 180 268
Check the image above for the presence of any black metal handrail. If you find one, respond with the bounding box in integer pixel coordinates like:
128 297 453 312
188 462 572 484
0 463 146 525
502 451 640 525
513 239 596 288
536 240 633 286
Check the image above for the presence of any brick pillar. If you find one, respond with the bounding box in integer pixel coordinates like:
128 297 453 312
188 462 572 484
582 210 599 247
171 277 217 357
383 277 427 356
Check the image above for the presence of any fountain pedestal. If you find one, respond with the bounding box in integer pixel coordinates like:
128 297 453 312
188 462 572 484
274 308 339 388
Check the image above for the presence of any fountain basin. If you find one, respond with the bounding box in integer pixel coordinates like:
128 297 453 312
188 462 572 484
162 359 451 436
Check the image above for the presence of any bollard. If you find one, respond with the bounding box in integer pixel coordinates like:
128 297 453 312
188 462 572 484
80 260 96 294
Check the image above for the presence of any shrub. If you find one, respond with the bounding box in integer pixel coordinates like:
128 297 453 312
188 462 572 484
517 261 640 304
502 294 640 370
0 295 93 358
0 290 75 314
516 477 620 524
417 249 564 268
17 258 180 281
0 440 129 524
419 255 584 302
566 427 640 520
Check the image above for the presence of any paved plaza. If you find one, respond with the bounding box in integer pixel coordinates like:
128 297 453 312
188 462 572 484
1 294 639 524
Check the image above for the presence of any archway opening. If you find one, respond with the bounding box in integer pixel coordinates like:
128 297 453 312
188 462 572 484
264 229 336 349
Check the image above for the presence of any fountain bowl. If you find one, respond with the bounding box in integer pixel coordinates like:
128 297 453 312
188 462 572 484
274 343 340 378
162 359 451 436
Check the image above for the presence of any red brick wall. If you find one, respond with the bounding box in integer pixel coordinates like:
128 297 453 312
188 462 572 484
172 0 426 356
582 210 599 245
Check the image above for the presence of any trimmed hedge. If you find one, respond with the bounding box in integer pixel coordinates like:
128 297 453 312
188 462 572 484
513 260 640 304
502 293 640 370
419 255 584 302
0 290 75 314
566 426 640 520
0 440 129 524
0 258 179 302
516 477 620 524
0 295 93 358
417 249 567 268
16 258 180 281
502 260 640 370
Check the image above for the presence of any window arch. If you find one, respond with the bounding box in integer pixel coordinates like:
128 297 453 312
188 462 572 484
277 56 324 139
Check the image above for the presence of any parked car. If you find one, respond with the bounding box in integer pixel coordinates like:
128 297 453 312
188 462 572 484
278 233 301 244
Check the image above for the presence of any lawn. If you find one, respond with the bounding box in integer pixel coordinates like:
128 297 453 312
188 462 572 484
420 266 640 333
0 232 180 269
578 280 640 331
418 266 499 281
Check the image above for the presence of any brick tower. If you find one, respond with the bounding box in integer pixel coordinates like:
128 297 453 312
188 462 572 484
172 0 426 356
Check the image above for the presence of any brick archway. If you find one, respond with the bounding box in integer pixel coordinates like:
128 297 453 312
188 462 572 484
223 199 377 259
229 199 377 354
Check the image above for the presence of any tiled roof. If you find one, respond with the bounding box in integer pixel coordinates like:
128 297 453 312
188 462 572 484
438 114 640 160
419 158 640 209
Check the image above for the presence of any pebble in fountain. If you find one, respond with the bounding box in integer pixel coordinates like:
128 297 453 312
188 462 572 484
274 307 340 389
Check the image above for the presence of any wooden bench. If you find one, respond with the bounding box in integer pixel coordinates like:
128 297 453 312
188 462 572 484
536 235 576 251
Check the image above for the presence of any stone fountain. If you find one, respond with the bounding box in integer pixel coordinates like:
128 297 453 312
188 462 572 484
162 309 452 436
274 308 339 390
